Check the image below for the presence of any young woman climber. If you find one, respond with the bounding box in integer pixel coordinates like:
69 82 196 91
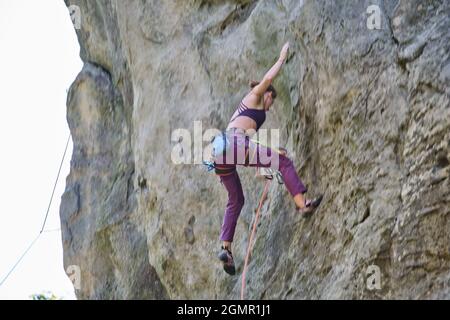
212 42 323 275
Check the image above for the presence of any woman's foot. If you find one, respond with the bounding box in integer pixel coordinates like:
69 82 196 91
297 195 323 215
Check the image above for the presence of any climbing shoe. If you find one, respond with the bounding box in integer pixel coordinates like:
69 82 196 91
298 194 324 215
218 246 236 275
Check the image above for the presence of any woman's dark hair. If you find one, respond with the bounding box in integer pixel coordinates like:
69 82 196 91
250 80 277 99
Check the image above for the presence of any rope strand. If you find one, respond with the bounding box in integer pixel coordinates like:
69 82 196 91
0 134 71 288
40 134 71 233
241 179 271 300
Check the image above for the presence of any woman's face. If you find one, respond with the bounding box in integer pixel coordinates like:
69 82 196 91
263 92 274 111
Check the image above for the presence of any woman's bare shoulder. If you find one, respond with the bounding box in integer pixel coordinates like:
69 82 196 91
242 92 262 109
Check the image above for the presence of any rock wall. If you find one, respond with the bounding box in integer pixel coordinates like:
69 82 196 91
61 0 450 299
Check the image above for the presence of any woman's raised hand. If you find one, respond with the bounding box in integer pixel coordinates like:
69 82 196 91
279 42 290 62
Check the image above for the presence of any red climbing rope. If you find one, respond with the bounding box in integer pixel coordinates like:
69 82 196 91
241 179 271 300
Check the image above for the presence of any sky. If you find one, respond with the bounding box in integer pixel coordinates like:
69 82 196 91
0 0 82 299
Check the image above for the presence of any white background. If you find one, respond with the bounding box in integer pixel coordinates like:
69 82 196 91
0 0 82 299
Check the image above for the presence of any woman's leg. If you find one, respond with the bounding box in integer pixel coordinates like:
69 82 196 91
219 170 245 249
245 139 308 208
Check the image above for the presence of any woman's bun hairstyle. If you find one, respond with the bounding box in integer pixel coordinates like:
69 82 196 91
249 80 277 99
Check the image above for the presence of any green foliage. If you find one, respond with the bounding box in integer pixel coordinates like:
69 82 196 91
30 291 60 300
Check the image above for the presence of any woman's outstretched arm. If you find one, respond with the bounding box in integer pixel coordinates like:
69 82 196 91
251 42 289 96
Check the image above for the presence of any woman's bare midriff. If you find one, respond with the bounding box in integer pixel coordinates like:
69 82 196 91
226 116 257 131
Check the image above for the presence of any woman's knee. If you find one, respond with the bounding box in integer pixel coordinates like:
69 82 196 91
279 154 294 169
237 193 245 208
228 191 245 210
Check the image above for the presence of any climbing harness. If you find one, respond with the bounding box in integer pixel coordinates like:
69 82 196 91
202 131 250 176
214 164 237 176
202 132 231 174
212 131 229 158
241 178 271 300
250 138 285 184
256 167 284 184
203 132 285 183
